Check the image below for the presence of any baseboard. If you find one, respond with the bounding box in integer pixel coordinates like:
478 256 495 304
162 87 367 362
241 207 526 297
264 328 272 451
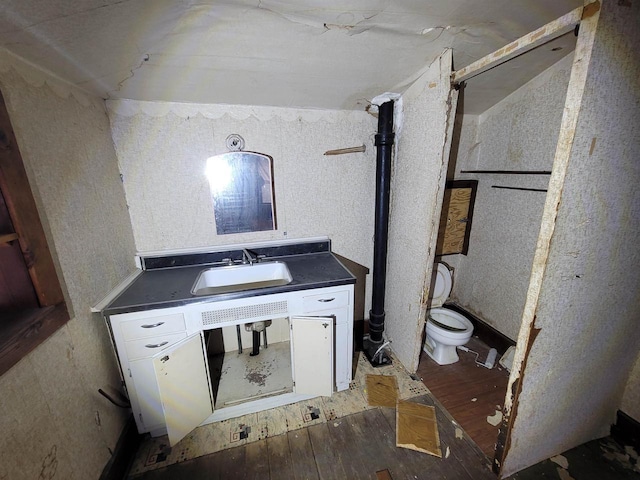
611 410 640 452
358 306 515 357
444 302 516 355
100 415 143 480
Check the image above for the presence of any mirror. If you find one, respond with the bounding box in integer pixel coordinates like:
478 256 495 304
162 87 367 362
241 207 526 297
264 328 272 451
205 152 276 235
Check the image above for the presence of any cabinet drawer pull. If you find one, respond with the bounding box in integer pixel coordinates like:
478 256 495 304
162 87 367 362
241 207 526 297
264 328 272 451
145 341 169 349
318 297 335 302
140 322 165 328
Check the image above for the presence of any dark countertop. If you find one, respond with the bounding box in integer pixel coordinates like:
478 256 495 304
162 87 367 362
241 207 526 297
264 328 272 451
103 252 356 316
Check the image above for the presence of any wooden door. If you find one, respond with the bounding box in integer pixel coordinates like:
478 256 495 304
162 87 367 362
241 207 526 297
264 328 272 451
436 180 477 255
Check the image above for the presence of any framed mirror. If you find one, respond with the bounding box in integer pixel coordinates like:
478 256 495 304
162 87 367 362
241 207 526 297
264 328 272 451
205 152 276 235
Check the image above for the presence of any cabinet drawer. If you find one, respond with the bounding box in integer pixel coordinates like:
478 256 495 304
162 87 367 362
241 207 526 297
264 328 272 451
125 332 187 360
302 290 349 312
120 313 186 341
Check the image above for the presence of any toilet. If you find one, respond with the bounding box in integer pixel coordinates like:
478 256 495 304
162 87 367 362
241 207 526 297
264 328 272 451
423 263 474 365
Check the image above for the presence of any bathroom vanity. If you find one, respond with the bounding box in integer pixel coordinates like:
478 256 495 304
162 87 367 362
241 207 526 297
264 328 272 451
98 239 355 446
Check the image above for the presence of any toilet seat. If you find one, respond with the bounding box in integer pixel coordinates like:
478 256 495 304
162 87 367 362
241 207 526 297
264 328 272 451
431 263 452 307
424 263 472 365
428 313 466 332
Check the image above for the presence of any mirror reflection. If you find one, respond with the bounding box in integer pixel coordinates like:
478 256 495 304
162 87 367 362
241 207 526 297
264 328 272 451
205 152 276 235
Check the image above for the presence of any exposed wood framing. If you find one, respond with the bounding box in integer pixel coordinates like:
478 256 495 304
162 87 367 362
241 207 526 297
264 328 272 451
452 3 587 85
0 90 64 306
494 2 601 476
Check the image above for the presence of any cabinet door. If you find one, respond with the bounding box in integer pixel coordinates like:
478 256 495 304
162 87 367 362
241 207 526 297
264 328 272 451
290 316 334 397
152 332 214 446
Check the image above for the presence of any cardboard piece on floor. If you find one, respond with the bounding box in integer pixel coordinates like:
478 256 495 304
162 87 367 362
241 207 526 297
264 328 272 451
396 400 442 457
366 374 398 407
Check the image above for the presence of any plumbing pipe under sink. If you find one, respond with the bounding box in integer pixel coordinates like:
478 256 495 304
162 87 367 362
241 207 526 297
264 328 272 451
238 320 272 356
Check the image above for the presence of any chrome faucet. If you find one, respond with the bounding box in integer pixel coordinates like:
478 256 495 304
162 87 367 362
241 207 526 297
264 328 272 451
242 249 257 265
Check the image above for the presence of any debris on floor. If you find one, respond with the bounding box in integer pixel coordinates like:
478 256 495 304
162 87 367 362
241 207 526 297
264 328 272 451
499 346 516 371
486 409 503 426
600 437 640 473
550 454 569 469
396 400 442 457
556 467 575 480
509 436 640 479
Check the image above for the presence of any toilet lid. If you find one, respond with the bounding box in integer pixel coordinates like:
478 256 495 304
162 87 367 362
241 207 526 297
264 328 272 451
431 263 452 307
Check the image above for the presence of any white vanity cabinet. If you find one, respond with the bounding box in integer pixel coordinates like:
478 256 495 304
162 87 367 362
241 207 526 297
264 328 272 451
301 289 352 391
107 308 210 438
105 284 354 446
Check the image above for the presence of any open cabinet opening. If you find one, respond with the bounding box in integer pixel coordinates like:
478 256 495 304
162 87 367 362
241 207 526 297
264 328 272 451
149 311 336 447
205 317 294 409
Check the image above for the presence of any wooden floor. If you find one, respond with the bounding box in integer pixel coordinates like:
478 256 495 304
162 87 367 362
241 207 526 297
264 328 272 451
130 395 495 480
416 337 511 458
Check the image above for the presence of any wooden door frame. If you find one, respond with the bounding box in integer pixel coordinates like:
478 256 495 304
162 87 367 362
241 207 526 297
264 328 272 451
450 1 601 476
0 87 69 375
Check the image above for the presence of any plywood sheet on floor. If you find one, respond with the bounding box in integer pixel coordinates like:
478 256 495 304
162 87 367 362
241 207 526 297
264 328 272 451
396 400 442 457
366 374 398 407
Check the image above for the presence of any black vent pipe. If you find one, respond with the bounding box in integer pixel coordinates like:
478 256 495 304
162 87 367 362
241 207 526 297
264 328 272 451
365 100 394 366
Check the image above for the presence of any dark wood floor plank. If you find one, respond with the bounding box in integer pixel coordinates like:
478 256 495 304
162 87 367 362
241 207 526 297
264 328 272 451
326 416 371 480
244 439 270 480
336 409 405 477
217 444 247 479
267 433 294 479
365 407 452 479
407 394 495 480
378 401 477 480
307 422 348 480
288 429 320 480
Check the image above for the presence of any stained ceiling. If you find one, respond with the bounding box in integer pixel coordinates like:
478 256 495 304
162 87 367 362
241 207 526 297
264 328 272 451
0 0 582 114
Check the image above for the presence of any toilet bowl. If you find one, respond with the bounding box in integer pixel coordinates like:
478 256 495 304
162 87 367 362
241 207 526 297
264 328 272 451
423 263 474 365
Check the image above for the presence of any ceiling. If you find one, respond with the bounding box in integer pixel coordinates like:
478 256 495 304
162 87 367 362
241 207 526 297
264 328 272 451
0 0 581 114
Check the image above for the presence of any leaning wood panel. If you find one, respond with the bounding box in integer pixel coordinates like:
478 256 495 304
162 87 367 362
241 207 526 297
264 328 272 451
0 90 63 307
496 2 601 476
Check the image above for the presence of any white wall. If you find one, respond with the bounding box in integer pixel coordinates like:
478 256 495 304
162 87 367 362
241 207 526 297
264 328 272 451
108 100 377 303
0 51 137 479
503 0 640 474
384 50 458 371
446 54 573 340
622 354 640 421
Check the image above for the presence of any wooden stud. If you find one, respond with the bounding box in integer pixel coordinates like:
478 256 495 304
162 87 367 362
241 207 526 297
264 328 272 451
452 4 586 84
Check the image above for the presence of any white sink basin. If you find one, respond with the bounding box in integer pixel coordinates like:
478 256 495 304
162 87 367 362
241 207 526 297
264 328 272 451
191 261 293 296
